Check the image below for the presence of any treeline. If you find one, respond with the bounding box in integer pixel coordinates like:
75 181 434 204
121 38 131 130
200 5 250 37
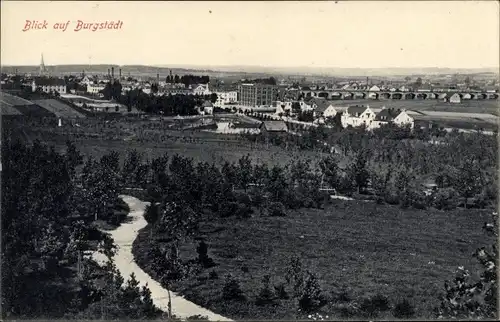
242 77 277 85
244 124 498 209
1 139 165 319
165 74 210 86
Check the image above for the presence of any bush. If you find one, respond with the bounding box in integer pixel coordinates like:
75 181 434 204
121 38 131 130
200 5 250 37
255 275 276 306
186 314 209 320
359 294 391 318
298 271 327 313
393 299 415 318
283 190 304 209
196 241 215 268
209 270 218 279
433 188 458 210
274 282 290 300
221 274 245 301
235 202 253 218
331 288 352 303
268 201 286 217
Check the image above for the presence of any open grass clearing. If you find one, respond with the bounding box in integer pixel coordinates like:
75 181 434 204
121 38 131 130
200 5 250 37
134 200 492 319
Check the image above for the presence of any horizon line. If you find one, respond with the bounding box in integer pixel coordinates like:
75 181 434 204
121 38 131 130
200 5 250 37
2 63 499 70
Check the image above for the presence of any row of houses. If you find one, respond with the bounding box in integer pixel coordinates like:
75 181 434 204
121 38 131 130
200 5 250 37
273 97 414 130
298 82 499 93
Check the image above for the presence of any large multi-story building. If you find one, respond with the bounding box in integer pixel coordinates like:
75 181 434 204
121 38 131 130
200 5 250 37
238 83 279 107
32 77 67 94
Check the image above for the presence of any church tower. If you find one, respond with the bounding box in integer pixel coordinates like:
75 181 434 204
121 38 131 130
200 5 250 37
40 53 47 75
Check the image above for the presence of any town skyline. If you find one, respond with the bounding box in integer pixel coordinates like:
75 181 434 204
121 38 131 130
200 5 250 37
1 1 499 69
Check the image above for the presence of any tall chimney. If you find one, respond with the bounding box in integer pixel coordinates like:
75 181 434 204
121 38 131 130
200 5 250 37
119 68 122 79
111 67 115 81
107 69 110 78
157 72 159 83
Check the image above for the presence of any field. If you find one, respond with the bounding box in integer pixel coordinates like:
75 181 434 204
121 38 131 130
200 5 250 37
32 99 86 118
6 118 329 167
134 199 493 320
0 105 23 115
0 92 36 106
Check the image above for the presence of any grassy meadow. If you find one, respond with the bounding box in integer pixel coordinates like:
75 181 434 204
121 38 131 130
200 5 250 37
134 199 493 320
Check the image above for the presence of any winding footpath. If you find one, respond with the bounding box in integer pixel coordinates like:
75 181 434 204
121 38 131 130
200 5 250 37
91 195 231 321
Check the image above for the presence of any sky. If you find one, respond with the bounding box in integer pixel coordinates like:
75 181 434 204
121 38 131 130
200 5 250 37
1 1 499 69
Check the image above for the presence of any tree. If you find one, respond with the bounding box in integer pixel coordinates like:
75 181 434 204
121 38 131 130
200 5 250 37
454 157 482 208
237 155 253 191
319 155 340 190
350 152 370 194
210 93 218 104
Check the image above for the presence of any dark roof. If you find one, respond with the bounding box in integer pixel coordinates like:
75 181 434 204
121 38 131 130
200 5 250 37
232 122 261 129
260 121 288 132
374 108 403 122
315 99 333 113
33 77 66 86
202 100 213 107
346 105 368 117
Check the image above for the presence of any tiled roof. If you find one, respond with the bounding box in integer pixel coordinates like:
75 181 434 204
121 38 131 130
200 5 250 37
374 108 403 122
345 105 368 117
33 77 66 86
260 120 288 132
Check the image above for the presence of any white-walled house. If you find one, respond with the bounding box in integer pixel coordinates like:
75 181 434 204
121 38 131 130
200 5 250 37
192 84 211 96
87 83 106 95
370 108 414 130
32 78 67 94
214 91 238 107
340 105 376 128
198 101 213 115
369 85 381 92
313 100 341 119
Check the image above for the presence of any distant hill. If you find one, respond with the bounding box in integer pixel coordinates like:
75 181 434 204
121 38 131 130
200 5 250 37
2 64 498 78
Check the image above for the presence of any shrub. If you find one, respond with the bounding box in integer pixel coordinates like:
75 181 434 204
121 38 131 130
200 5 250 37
331 288 352 303
209 270 218 279
298 271 327 313
221 274 245 301
235 202 253 218
186 314 209 320
433 188 458 210
196 241 215 268
274 282 290 300
369 293 390 312
285 255 304 297
393 299 415 318
268 201 286 217
283 190 304 209
255 275 276 306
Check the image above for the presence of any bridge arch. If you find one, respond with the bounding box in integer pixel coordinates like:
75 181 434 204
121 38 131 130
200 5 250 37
488 93 498 99
354 92 366 99
318 92 329 99
476 93 487 100
380 92 391 99
392 92 403 100
404 93 416 100
416 93 427 99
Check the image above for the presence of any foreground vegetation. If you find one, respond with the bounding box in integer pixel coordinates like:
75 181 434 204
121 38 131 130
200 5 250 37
3 116 497 320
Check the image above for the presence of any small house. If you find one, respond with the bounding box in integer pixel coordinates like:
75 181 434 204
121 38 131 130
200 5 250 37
260 120 288 135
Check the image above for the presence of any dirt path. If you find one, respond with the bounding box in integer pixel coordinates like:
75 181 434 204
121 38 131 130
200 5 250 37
92 195 231 321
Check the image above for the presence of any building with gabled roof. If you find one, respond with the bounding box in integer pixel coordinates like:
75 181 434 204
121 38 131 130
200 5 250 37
370 107 414 130
340 105 376 128
32 77 67 94
260 120 288 134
